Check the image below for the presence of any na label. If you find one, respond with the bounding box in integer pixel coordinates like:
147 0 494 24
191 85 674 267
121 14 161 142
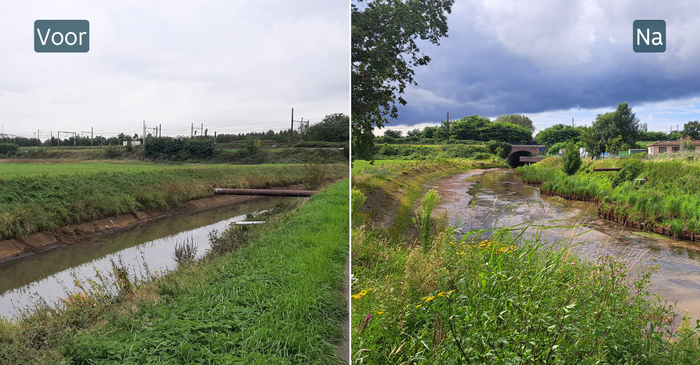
34 20 89 53
633 20 665 53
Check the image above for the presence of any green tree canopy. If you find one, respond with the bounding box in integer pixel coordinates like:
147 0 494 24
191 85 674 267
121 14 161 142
581 102 641 157
536 124 584 146
351 0 454 160
383 129 403 139
495 114 535 133
638 131 668 141
306 113 349 143
449 115 531 143
683 120 700 140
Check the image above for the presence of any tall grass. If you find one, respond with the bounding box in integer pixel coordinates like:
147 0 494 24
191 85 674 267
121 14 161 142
352 185 700 364
352 158 507 242
0 164 347 240
0 180 349 364
516 156 700 239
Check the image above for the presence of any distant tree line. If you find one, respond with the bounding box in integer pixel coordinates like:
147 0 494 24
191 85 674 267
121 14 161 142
215 113 349 144
377 114 534 145
535 102 698 156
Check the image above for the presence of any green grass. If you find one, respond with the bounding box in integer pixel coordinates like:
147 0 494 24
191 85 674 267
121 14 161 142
0 180 349 364
0 163 348 239
352 158 507 241
516 155 700 239
0 161 253 178
352 159 419 175
352 164 700 364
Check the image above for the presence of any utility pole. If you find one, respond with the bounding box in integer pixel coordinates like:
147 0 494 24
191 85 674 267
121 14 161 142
159 124 162 138
38 129 40 147
290 108 294 148
191 123 194 138
91 127 94 146
143 121 146 145
446 112 450 144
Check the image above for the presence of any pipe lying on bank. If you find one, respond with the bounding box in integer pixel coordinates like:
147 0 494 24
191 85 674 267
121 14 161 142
231 221 266 226
213 188 316 197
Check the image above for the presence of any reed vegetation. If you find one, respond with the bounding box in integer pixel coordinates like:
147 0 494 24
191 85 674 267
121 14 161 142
353 161 700 363
517 155 700 240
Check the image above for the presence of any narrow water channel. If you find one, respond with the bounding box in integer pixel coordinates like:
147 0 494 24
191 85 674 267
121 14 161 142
0 196 295 319
432 169 700 327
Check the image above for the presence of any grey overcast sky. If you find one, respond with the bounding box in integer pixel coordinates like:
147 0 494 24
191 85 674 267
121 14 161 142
0 1 349 141
379 0 700 136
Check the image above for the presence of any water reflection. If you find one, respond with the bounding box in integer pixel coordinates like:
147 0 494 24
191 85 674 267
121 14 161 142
0 196 294 318
432 169 700 325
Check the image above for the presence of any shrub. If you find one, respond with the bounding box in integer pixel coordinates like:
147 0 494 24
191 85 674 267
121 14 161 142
412 189 441 250
104 145 121 158
486 140 512 158
0 143 19 156
562 140 582 175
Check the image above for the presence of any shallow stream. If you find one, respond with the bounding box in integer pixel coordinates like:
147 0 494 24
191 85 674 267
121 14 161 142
432 169 700 327
0 196 294 318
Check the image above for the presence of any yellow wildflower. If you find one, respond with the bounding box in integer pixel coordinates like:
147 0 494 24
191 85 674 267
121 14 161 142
376 311 384 315
425 296 435 302
352 288 372 300
416 304 422 308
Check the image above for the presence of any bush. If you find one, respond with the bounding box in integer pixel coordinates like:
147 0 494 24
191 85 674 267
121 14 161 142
104 145 121 158
486 140 512 158
0 143 19 156
562 140 582 175
144 137 215 160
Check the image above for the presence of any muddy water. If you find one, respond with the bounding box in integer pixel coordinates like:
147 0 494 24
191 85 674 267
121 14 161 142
0 196 295 319
432 169 700 326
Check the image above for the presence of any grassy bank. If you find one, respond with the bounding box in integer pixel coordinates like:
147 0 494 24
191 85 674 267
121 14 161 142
16 146 348 165
352 160 700 364
0 163 347 240
0 180 349 364
352 158 507 241
516 156 700 240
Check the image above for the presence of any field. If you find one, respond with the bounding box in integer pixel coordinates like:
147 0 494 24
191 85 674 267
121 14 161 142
0 161 272 178
0 161 348 240
0 180 349 364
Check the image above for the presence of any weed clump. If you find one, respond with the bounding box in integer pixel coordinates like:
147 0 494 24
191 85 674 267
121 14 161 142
412 189 441 250
172 237 198 266
207 226 251 256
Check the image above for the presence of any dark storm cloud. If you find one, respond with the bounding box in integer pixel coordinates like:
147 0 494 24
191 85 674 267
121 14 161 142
393 0 700 129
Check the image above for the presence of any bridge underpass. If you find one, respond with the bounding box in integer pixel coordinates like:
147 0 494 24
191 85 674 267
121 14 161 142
506 145 546 167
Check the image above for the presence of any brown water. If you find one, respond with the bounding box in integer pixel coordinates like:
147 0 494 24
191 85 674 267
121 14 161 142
0 196 294 319
432 169 700 326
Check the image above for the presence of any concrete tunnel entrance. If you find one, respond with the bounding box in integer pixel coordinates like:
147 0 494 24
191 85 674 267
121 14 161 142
506 151 534 167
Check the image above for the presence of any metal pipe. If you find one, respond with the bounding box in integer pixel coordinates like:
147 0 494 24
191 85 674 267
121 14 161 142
231 221 266 225
214 188 316 197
